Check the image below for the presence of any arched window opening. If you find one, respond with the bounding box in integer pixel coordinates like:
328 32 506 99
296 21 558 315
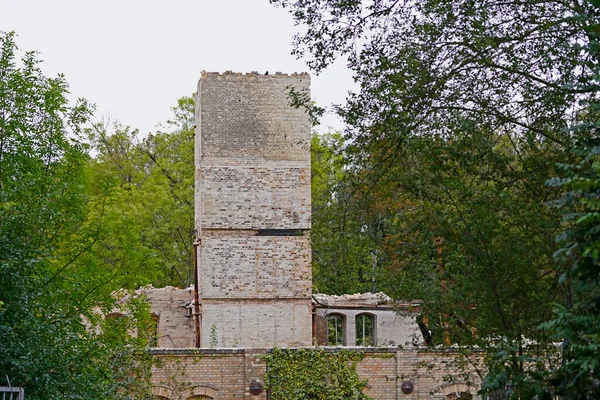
327 314 345 346
103 312 128 341
147 313 159 347
355 313 375 346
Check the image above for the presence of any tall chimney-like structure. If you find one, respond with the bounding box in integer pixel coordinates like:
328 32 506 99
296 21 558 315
195 71 312 348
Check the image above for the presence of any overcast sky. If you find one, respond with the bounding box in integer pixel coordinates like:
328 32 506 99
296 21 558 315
1 0 353 134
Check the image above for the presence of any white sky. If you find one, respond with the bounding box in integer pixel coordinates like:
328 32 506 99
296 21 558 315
1 0 353 134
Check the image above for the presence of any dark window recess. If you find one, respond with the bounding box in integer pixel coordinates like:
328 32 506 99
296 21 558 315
256 229 303 236
356 313 375 346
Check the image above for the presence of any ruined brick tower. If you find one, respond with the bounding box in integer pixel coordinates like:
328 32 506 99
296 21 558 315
194 71 312 348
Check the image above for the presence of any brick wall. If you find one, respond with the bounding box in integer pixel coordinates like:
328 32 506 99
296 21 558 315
194 71 313 348
356 350 398 400
195 71 311 233
201 300 312 348
404 348 484 398
198 165 310 229
151 349 248 400
200 234 311 299
142 286 195 348
149 348 484 400
196 71 311 163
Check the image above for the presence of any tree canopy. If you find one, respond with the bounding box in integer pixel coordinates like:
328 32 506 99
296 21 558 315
85 96 195 288
0 31 156 399
274 0 600 397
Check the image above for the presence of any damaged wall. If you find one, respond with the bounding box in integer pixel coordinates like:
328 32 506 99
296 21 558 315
194 71 313 348
313 293 422 347
139 286 195 348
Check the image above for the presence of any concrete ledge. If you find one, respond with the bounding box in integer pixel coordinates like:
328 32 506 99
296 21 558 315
416 345 484 354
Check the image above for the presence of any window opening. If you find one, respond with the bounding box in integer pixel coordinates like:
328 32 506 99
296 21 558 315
355 313 375 346
147 313 159 347
327 314 345 346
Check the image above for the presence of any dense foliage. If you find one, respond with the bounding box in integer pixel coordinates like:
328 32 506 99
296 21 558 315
541 139 600 396
86 96 195 288
0 31 158 399
263 347 370 400
311 132 384 294
275 0 600 397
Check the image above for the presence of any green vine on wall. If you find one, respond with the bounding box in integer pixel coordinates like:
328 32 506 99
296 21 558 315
263 347 372 400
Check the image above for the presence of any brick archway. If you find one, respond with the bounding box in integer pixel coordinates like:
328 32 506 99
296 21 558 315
151 385 175 399
438 382 478 399
181 384 219 399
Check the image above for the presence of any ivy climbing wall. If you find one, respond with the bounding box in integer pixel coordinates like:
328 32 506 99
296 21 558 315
149 348 484 399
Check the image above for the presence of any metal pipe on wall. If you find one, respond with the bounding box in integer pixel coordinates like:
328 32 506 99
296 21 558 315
193 239 202 348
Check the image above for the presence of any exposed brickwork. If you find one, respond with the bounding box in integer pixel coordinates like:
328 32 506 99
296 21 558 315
201 300 312 348
201 235 311 299
142 286 195 348
195 71 311 232
149 348 485 400
151 349 246 400
194 71 312 348
243 350 267 400
403 348 484 399
356 351 398 400
196 71 311 163
198 165 310 229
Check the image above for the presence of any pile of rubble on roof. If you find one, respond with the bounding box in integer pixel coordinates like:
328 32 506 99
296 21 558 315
312 292 393 307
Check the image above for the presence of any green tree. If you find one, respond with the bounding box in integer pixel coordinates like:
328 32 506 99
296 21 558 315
480 139 600 399
272 0 596 146
482 2 600 396
311 132 397 295
272 0 600 377
545 140 600 397
0 31 152 399
86 97 195 288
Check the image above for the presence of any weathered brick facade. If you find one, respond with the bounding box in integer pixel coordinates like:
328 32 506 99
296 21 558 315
150 348 483 400
195 71 312 349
